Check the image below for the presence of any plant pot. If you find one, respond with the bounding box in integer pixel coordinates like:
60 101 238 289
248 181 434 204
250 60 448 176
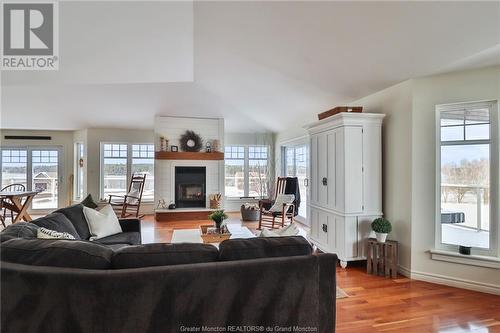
213 221 223 230
375 232 388 243
240 206 259 221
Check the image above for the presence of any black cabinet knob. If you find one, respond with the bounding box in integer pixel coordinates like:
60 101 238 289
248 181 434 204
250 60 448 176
322 177 328 186
322 224 328 232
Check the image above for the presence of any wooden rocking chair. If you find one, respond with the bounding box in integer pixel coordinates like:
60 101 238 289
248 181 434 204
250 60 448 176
108 174 146 218
258 177 300 230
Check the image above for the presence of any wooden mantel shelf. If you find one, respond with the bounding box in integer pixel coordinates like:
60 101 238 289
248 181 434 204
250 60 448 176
155 151 224 160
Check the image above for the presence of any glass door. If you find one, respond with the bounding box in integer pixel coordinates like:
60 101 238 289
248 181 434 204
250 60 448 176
31 148 61 209
284 144 309 222
1 146 63 211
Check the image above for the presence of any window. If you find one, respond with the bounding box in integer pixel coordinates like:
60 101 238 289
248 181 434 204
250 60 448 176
1 146 62 210
131 144 155 201
248 146 268 197
1 149 27 190
283 144 308 219
32 150 59 209
102 144 128 198
225 145 269 198
100 143 154 201
74 143 84 200
437 101 498 256
224 146 245 198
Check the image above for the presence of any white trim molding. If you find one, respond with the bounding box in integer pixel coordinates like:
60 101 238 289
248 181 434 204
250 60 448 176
398 265 411 278
430 249 500 269
410 268 500 295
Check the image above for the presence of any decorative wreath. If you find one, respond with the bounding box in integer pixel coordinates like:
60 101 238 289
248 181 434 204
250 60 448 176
179 130 203 152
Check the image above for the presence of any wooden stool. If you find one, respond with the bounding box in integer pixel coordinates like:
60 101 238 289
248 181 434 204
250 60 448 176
367 238 398 278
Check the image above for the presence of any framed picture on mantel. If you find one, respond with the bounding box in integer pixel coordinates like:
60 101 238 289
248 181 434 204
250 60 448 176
170 145 178 152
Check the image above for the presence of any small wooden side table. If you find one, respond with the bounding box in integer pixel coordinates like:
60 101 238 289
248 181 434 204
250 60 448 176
367 238 398 278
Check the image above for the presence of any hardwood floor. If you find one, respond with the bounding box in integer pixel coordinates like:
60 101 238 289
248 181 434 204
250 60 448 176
141 213 500 333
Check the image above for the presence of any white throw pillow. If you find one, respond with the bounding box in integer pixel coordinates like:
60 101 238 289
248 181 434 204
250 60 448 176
83 205 122 241
259 223 299 237
269 194 295 212
37 227 76 240
259 228 280 237
275 223 299 236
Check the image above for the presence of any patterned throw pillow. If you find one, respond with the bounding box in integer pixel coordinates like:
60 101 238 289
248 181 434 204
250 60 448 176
37 227 76 240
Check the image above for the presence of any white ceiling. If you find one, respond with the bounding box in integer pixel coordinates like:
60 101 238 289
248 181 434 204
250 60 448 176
1 1 499 132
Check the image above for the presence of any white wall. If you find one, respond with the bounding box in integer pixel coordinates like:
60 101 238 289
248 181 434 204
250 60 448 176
0 129 74 209
410 66 500 291
349 81 413 273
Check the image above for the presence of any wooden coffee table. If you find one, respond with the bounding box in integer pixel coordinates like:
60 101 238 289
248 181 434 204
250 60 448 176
171 224 256 248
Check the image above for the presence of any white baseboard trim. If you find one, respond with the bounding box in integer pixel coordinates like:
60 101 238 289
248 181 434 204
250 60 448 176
410 269 500 295
398 265 411 278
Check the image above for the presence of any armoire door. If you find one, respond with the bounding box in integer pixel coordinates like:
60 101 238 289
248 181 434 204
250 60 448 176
309 135 318 206
317 132 328 208
344 127 364 213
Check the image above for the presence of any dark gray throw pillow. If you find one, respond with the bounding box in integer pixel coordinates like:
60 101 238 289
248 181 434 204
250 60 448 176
81 194 99 209
218 236 312 261
112 243 219 269
31 212 81 240
0 222 39 242
1 238 113 269
55 204 91 240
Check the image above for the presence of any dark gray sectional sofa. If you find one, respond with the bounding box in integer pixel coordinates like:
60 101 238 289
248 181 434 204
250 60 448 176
0 205 336 333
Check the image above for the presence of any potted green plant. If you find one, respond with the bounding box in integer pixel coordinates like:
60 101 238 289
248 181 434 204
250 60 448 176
371 218 392 243
208 210 228 231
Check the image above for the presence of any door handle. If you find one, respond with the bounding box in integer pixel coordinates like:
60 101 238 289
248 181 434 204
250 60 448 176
322 224 328 232
322 177 327 186
304 178 309 187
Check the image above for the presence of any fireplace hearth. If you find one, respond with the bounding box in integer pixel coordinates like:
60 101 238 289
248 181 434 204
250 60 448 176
175 166 206 208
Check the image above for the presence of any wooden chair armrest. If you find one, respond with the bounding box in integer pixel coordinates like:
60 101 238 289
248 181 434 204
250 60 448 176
281 203 295 214
108 195 126 203
108 195 125 199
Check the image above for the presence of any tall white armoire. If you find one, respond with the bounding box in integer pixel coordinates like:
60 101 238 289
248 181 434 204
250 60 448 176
305 112 385 268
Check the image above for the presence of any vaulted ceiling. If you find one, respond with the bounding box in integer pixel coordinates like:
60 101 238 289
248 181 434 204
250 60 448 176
2 1 499 132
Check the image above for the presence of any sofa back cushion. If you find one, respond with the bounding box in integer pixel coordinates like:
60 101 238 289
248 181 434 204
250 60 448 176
1 238 113 269
31 212 81 240
218 236 312 261
55 204 91 240
0 222 39 242
80 193 99 209
112 243 219 269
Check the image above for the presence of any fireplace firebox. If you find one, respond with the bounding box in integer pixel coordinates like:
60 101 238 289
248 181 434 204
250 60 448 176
175 167 206 208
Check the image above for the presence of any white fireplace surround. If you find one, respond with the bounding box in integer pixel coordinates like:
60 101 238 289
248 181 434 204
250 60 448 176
154 116 225 210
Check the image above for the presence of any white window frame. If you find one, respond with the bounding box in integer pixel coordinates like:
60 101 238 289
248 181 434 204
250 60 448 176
435 100 499 258
99 142 154 202
225 145 270 199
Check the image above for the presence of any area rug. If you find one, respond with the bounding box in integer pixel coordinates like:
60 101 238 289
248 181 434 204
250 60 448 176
336 287 349 299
